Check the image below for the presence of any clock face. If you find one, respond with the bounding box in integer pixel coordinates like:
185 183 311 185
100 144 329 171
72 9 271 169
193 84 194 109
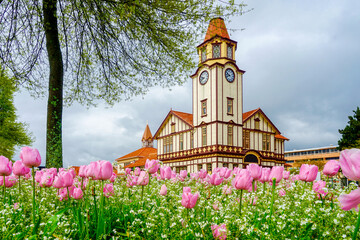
225 68 235 83
199 71 209 85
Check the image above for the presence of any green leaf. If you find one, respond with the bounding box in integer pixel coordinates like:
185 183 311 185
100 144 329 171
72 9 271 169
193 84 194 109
43 207 70 237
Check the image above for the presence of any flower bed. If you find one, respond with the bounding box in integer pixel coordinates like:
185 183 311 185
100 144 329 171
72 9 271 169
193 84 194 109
0 148 360 239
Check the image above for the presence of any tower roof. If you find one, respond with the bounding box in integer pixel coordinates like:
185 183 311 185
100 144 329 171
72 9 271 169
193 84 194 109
204 17 230 42
142 124 153 141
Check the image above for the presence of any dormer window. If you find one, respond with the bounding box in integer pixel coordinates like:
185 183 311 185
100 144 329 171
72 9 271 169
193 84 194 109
212 44 221 58
255 118 260 130
227 44 233 59
201 48 207 62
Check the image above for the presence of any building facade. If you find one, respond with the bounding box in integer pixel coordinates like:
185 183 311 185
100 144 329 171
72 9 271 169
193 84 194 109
153 18 288 173
285 145 340 167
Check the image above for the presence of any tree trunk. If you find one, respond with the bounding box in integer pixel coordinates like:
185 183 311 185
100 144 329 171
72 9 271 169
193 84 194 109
43 0 63 168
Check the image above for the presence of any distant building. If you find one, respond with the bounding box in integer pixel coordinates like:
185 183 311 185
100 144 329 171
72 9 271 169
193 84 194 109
115 124 157 170
285 145 340 168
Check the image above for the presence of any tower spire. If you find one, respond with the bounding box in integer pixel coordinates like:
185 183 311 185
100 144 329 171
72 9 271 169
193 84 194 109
204 17 230 42
142 124 153 147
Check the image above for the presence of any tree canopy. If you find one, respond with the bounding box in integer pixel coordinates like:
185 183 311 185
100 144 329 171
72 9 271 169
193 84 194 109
0 69 33 160
338 107 360 150
0 0 246 167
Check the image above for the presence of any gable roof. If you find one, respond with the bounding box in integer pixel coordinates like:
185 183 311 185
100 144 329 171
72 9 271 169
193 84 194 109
115 147 157 162
153 110 193 138
243 108 283 136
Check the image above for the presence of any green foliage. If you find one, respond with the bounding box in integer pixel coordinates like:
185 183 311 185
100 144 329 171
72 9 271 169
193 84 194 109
0 0 246 105
0 69 33 159
338 107 360 150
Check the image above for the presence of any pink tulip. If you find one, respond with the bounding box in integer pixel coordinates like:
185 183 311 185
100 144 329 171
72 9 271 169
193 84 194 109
223 185 232 195
145 159 160 174
126 175 138 187
198 169 207 179
125 168 131 175
79 165 87 178
247 164 262 180
339 149 360 181
0 175 17 188
211 224 227 240
283 171 290 180
338 188 360 211
160 184 167 196
259 168 271 183
219 167 232 179
103 183 114 198
181 190 199 209
40 172 54 187
160 166 172 180
110 172 117 182
269 166 284 183
137 171 149 186
322 160 340 177
0 156 12 176
53 174 64 188
279 189 286 196
299 164 318 182
134 167 141 176
72 187 84 200
35 170 44 183
179 170 187 179
183 187 191 193
12 160 30 176
46 168 58 177
69 168 76 178
20 146 41 168
209 173 224 186
232 169 253 190
61 171 74 187
291 174 300 181
313 180 327 197
94 160 113 180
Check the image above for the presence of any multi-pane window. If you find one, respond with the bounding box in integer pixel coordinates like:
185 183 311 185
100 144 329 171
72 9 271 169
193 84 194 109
163 136 173 153
171 123 175 133
212 44 221 58
207 163 212 173
243 130 250 149
227 44 233 59
201 48 207 62
223 163 228 168
262 133 271 151
202 126 207 146
227 125 233 145
227 98 233 115
179 133 184 151
177 166 187 173
201 99 207 116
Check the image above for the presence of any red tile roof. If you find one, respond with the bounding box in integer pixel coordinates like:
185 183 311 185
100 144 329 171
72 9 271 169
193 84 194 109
171 110 193 126
204 18 230 42
275 134 290 141
115 147 157 161
142 124 153 141
124 151 158 168
242 108 260 122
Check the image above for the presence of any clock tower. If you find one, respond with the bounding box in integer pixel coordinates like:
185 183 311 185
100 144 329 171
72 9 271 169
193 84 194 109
191 18 245 150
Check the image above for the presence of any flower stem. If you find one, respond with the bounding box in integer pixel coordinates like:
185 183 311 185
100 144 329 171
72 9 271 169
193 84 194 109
352 208 360 240
239 189 243 216
3 175 5 204
270 178 276 217
31 167 36 225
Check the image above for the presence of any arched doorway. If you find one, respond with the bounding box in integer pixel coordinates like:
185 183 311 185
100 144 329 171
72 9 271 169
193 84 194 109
244 154 259 164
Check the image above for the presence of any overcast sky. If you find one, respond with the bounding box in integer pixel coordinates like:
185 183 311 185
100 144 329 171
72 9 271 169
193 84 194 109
13 0 360 167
